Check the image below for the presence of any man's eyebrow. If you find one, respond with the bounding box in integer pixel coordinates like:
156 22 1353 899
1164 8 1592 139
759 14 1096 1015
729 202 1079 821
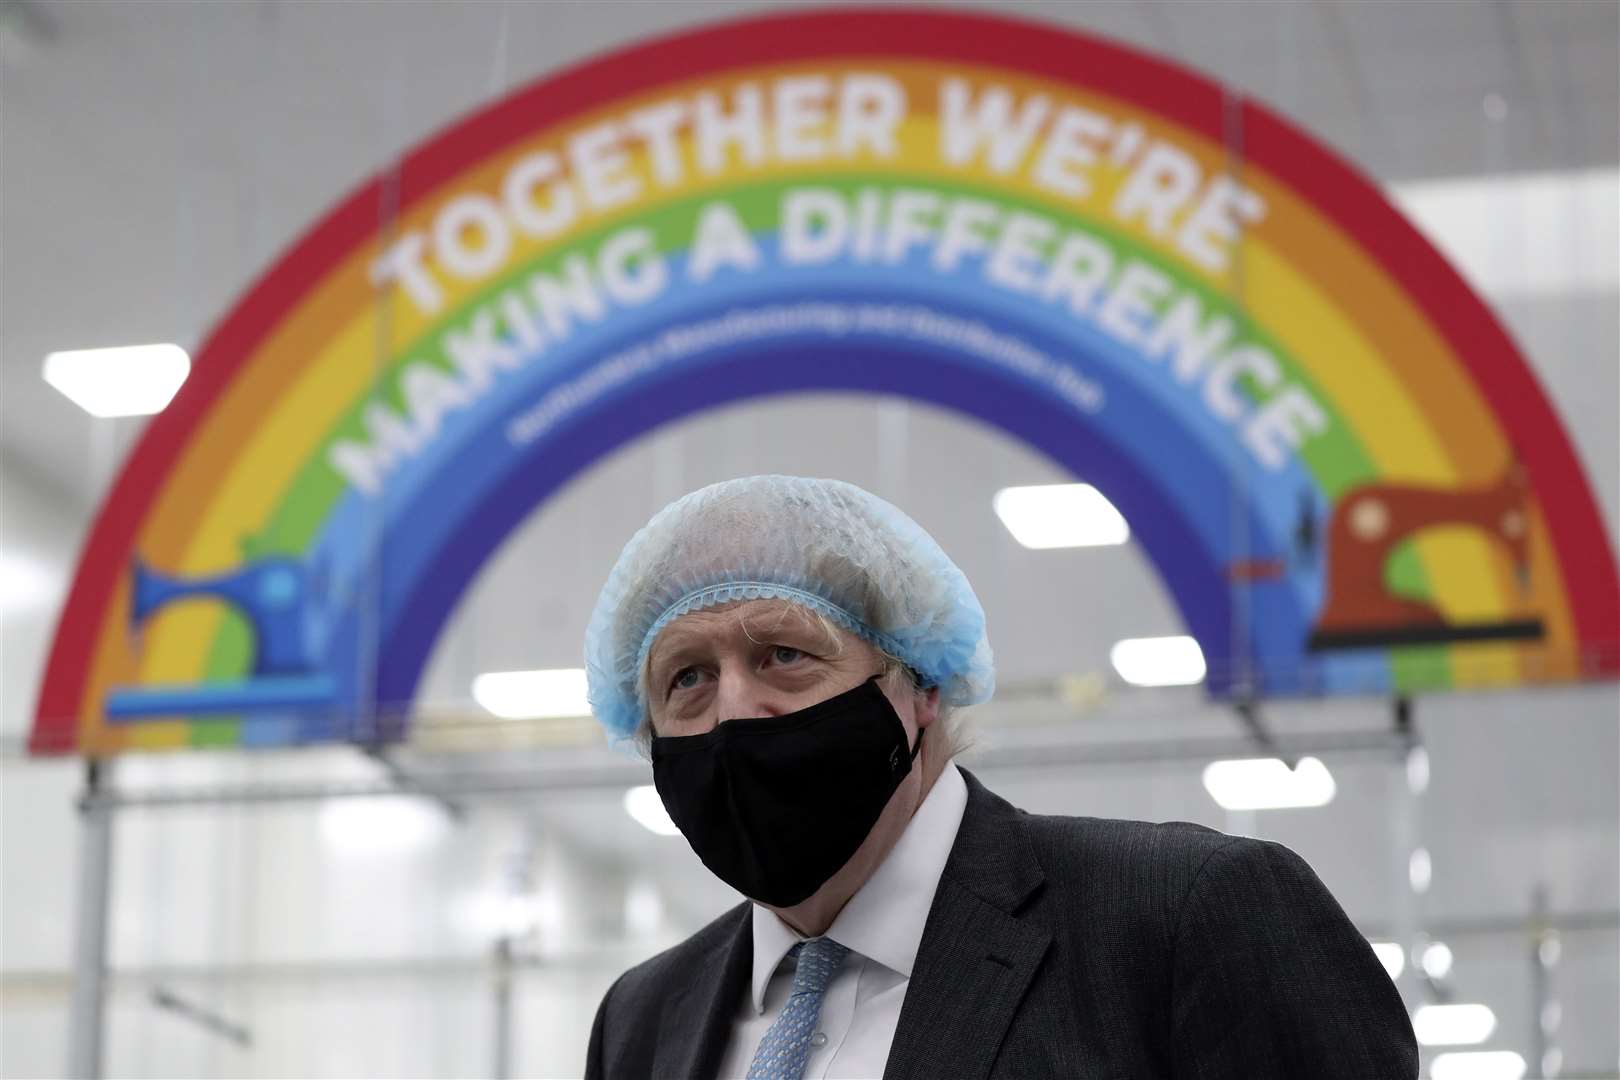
646 639 692 674
752 619 829 645
646 628 715 676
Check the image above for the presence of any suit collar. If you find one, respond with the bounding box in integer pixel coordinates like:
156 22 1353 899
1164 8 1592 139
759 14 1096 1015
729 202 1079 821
882 767 1050 1080
941 767 1046 914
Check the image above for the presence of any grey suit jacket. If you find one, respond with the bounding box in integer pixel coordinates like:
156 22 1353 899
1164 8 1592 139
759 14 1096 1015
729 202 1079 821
586 768 1417 1079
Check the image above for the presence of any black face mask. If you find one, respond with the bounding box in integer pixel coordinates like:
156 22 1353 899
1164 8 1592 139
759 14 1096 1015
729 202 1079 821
650 676 922 907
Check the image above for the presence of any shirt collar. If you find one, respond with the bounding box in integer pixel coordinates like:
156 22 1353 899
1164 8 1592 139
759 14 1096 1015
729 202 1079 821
747 761 969 1014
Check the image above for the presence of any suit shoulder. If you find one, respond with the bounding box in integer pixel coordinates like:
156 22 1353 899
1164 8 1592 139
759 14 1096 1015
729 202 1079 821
1017 810 1281 917
1019 808 1240 872
1016 808 1331 916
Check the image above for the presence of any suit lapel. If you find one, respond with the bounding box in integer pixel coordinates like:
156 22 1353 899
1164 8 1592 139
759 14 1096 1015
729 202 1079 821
653 902 753 1080
883 769 1050 1080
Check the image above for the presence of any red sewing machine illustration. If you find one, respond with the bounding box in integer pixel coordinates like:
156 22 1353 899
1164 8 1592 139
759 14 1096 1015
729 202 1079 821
1307 464 1545 651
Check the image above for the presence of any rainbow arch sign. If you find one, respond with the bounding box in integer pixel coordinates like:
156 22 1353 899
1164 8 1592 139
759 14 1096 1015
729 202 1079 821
30 9 1619 755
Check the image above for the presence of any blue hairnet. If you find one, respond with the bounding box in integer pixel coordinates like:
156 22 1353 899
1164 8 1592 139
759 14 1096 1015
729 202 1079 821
584 475 995 744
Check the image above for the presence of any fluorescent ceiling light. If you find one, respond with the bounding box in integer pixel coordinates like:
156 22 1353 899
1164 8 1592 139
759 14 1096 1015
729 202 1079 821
1370 941 1404 981
1410 846 1433 894
472 668 589 719
42 343 190 417
1421 940 1454 979
1110 635 1205 687
1430 1050 1524 1080
1406 745 1430 794
1202 756 1336 811
1415 1003 1497 1047
992 483 1129 549
624 785 681 837
1389 166 1619 299
452 887 563 940
318 796 449 857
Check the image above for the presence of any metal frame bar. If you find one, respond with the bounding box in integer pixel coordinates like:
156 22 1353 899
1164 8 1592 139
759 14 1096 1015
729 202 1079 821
67 761 112 1080
81 729 1410 810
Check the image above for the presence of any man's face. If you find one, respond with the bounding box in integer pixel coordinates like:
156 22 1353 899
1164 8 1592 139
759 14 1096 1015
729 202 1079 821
644 597 943 923
644 598 926 743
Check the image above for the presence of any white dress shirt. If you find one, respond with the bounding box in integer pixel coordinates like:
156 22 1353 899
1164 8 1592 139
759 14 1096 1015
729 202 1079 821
715 761 969 1080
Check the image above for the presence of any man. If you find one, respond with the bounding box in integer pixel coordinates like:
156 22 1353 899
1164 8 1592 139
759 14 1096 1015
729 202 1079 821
583 475 1416 1079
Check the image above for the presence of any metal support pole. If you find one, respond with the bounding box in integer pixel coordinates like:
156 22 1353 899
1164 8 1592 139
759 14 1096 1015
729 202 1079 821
150 987 253 1048
67 760 114 1080
1393 695 1413 744
1232 698 1282 759
492 936 514 1080
1389 697 1422 1007
1530 885 1561 1079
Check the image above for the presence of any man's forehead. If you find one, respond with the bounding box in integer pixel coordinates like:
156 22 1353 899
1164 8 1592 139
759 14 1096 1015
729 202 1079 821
648 607 740 654
647 599 844 663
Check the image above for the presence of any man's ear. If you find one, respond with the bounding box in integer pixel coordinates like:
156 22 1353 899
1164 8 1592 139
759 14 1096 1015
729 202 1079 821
916 685 942 730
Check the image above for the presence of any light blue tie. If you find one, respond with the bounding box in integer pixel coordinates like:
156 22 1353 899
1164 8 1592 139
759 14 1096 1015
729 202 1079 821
746 937 851 1080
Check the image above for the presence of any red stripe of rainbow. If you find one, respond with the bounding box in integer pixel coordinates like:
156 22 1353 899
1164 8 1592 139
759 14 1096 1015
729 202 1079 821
31 8 1619 754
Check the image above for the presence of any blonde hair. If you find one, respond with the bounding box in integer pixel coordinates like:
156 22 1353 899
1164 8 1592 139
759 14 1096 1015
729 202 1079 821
633 599 971 760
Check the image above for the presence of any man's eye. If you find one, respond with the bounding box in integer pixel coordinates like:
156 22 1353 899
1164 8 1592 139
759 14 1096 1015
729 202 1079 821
771 646 805 665
670 667 701 692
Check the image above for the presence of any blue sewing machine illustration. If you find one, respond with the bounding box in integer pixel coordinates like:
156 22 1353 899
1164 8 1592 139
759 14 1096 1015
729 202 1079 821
104 556 341 721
